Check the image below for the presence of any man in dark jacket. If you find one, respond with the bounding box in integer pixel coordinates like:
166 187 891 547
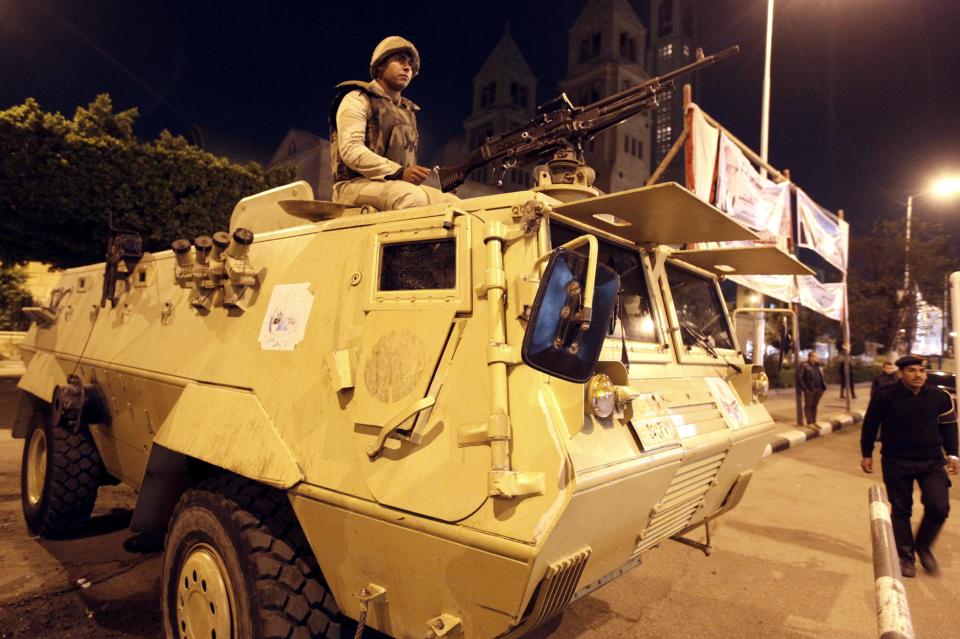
838 348 856 399
799 351 827 425
871 360 899 396
860 355 959 577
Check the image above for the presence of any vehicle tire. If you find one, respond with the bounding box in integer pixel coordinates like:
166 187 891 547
20 408 104 537
162 475 345 639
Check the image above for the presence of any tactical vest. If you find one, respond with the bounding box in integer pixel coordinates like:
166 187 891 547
329 80 420 183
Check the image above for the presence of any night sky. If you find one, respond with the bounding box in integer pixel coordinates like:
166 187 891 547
2 0 960 243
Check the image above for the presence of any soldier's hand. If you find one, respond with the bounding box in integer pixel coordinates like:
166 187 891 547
947 456 960 475
402 165 430 185
860 457 873 473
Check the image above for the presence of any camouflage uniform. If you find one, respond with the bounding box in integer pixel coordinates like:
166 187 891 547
329 38 458 211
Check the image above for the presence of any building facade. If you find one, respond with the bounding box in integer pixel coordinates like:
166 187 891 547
650 0 698 183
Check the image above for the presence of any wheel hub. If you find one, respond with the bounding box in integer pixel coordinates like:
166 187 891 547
26 427 47 506
176 543 235 639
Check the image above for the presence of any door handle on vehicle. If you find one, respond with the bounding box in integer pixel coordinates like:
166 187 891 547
366 396 436 459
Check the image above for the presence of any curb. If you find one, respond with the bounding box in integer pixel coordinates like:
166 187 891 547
762 409 866 458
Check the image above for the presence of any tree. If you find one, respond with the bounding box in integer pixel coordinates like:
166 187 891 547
0 95 296 268
847 219 952 353
0 263 32 331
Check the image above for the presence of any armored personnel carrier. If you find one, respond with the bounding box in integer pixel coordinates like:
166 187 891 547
14 169 812 638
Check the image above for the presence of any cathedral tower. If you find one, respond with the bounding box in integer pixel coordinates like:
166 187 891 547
560 0 651 193
462 25 538 189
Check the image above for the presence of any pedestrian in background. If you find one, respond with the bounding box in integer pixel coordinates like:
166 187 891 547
799 351 827 425
871 360 899 396
860 355 959 578
838 347 856 399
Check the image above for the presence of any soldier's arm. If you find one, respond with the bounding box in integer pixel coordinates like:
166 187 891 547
336 91 403 180
860 392 884 459
937 389 958 457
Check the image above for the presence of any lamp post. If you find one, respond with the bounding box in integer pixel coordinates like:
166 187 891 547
760 0 774 179
902 177 960 353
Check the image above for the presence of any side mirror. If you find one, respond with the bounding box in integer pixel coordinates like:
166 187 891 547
521 248 620 383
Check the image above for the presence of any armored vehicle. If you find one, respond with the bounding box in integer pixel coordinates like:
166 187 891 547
14 169 813 638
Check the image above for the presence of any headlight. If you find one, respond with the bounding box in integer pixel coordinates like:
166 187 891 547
752 369 770 403
588 374 615 418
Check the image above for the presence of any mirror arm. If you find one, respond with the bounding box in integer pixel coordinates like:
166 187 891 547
531 235 598 330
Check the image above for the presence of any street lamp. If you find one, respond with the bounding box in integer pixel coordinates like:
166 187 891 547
760 0 774 178
902 176 960 352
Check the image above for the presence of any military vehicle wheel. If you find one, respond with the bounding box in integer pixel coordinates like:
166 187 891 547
162 475 345 639
20 410 103 537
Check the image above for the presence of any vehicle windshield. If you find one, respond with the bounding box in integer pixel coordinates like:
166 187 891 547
549 223 658 342
666 263 735 350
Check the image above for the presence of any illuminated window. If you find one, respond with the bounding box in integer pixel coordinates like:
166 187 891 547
658 43 673 62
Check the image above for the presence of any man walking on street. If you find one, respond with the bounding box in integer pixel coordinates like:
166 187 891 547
860 355 959 577
799 351 827 425
871 359 899 396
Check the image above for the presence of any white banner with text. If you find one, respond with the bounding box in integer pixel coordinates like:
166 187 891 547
797 189 849 272
715 133 791 242
684 102 720 203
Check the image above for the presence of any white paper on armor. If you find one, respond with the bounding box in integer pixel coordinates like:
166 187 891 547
714 134 792 240
685 103 720 203
797 189 849 272
797 275 844 321
258 283 314 351
704 376 747 430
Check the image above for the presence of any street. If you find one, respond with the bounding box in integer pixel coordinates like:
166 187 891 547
1 379 958 638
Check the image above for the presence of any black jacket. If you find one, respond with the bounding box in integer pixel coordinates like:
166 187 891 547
799 362 826 391
860 382 958 459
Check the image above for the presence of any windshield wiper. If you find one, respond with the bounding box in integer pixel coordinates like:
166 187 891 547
681 322 718 357
680 322 742 373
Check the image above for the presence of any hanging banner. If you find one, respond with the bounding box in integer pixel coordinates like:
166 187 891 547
730 274 797 305
797 275 844 321
714 134 791 241
797 189 849 272
684 102 720 203
913 291 944 356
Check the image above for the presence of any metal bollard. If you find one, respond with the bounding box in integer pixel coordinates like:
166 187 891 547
868 485 914 639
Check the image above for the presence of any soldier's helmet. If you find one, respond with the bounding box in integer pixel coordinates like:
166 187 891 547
370 36 421 79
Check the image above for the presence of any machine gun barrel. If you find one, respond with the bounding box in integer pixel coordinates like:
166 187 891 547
435 45 739 193
586 45 739 113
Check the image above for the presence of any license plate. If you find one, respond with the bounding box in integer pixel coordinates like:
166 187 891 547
630 418 680 452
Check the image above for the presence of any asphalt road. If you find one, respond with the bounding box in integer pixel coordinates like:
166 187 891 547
1 379 958 639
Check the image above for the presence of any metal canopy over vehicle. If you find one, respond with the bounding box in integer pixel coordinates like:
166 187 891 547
549 183 759 246
671 245 815 276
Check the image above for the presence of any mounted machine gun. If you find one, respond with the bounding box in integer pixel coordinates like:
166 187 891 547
436 45 740 194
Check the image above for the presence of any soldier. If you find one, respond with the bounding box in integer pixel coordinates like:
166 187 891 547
860 355 959 577
329 36 459 211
